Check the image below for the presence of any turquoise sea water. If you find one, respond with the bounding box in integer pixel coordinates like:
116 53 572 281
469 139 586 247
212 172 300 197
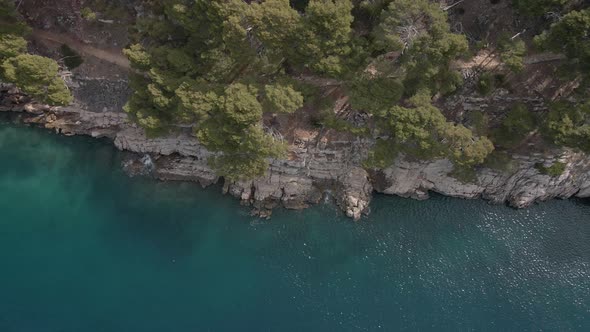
0 120 589 331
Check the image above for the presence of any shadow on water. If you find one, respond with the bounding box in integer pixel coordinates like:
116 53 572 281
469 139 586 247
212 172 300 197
91 169 247 260
575 197 590 207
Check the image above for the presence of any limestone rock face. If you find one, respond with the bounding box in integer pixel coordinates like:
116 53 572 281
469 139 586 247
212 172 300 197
378 152 590 208
4 102 590 219
379 158 482 200
336 167 372 220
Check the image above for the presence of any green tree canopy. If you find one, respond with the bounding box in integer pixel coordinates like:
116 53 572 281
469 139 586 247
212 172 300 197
366 92 494 167
492 103 536 148
124 0 318 179
346 75 404 115
2 54 72 106
0 34 26 60
0 0 71 106
124 0 487 179
262 84 304 114
543 100 590 153
513 0 570 17
0 0 31 36
498 35 526 73
372 0 468 95
534 9 590 81
195 84 286 180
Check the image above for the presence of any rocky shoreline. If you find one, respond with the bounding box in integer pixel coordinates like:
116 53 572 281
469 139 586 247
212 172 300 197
2 94 589 220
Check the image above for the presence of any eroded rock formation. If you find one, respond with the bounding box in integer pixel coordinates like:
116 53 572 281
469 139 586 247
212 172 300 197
2 98 589 220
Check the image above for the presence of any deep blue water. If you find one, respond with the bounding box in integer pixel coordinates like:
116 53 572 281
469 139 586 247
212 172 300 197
0 121 589 331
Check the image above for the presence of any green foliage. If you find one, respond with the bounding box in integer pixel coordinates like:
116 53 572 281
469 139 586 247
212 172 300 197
363 138 399 169
402 37 468 96
372 0 447 54
543 100 590 152
444 124 495 168
2 54 72 105
0 0 27 60
262 84 304 113
81 7 97 21
195 84 286 180
346 75 403 115
534 9 590 81
477 73 495 95
367 92 494 168
247 0 302 57
498 35 526 73
512 0 569 17
123 44 151 70
124 0 329 180
301 0 354 75
60 44 83 69
0 34 26 60
125 0 483 178
319 109 370 136
246 0 359 76
492 103 536 148
290 0 310 12
357 0 392 20
0 0 72 105
0 0 31 36
372 0 468 95
466 111 489 136
535 161 566 177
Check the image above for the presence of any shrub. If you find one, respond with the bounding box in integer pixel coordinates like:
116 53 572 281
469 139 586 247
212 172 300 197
492 103 536 148
535 161 566 177
0 34 26 60
2 54 72 105
81 7 97 21
477 73 495 95
513 0 569 17
498 35 526 73
466 110 489 136
543 100 590 153
346 76 404 115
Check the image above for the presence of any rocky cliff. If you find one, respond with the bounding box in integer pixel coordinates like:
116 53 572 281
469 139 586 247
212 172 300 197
2 96 589 220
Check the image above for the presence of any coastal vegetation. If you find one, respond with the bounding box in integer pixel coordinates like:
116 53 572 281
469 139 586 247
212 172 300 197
123 0 490 179
120 0 590 180
0 0 71 106
535 161 567 177
2 0 590 182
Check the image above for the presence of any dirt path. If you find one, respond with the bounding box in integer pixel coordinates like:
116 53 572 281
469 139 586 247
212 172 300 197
32 29 130 69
